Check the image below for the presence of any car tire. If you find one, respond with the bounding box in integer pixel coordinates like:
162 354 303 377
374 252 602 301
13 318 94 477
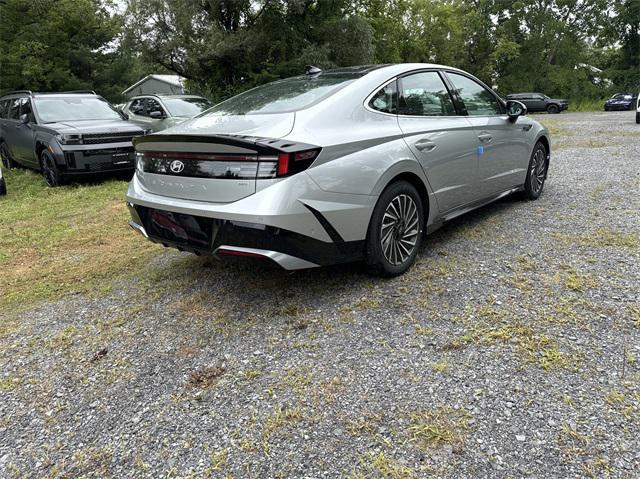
636 112 640 124
0 142 16 169
0 176 6 196
546 104 559 114
40 150 66 187
522 141 548 200
365 180 424 277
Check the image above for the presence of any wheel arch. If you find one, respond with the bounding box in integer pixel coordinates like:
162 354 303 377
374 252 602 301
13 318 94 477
536 134 551 166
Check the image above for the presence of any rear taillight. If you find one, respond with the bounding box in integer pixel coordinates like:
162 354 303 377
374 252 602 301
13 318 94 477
136 148 320 180
275 149 321 177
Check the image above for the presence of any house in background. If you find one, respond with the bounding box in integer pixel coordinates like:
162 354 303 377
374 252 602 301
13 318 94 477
122 74 186 98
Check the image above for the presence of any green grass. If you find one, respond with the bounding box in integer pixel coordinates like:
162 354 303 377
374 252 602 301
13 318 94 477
0 168 156 313
568 98 607 112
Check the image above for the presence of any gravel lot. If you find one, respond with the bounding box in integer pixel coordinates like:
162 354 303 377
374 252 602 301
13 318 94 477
1 111 639 478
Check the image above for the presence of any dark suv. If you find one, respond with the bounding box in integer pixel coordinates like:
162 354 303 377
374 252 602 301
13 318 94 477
505 93 569 114
0 90 146 186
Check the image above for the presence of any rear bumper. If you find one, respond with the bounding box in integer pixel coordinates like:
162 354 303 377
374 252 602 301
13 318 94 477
127 204 364 269
125 172 374 269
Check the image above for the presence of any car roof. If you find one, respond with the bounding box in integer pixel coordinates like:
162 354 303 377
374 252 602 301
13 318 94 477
1 91 100 99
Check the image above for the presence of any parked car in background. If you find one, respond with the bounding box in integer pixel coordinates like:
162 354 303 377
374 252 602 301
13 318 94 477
0 162 6 195
604 93 637 111
122 94 213 132
127 63 550 276
0 90 146 186
505 93 568 114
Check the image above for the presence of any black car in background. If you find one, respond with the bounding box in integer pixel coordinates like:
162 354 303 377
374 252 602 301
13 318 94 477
0 90 146 186
604 93 637 111
505 92 569 114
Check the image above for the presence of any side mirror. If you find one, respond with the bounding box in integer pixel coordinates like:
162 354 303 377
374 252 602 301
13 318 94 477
506 100 527 121
20 113 30 124
149 111 164 119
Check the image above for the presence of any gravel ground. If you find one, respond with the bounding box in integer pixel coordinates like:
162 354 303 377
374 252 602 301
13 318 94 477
1 111 639 479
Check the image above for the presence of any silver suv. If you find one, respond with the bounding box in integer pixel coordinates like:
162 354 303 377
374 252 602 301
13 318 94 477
0 90 146 186
122 94 212 133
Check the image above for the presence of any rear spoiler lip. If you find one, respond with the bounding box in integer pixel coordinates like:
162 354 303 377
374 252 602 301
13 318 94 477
133 133 318 156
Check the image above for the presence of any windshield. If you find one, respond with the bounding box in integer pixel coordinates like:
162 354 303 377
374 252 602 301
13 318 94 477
206 74 356 115
34 97 122 123
162 97 213 117
611 94 631 100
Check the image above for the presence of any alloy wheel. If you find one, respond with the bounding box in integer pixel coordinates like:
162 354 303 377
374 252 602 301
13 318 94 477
380 193 420 265
42 153 58 187
529 147 546 194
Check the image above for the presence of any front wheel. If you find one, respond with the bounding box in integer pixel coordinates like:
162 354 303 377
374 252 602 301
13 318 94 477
523 142 548 200
365 181 424 277
546 104 559 114
40 150 66 187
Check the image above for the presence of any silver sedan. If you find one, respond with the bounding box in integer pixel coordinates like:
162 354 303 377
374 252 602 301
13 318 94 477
127 64 550 276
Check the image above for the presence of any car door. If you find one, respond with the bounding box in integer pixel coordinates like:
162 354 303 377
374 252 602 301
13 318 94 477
144 98 170 132
444 71 529 198
529 94 547 112
12 98 38 166
125 98 150 129
3 98 27 165
396 70 479 214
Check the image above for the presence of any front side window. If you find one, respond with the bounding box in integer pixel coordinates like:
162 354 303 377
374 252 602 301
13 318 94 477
8 98 21 120
34 97 122 123
20 98 34 122
145 98 166 117
207 74 357 115
369 81 397 114
129 98 145 115
162 97 213 117
398 72 456 116
447 73 503 116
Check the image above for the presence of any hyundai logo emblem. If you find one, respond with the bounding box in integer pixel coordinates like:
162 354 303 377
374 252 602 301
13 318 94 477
169 160 185 173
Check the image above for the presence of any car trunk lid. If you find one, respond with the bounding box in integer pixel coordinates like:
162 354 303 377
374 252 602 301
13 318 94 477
134 113 296 203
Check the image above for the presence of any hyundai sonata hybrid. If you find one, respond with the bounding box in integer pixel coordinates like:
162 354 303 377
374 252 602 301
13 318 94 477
126 64 550 276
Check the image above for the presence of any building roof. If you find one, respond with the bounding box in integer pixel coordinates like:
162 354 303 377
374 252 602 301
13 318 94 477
122 74 185 95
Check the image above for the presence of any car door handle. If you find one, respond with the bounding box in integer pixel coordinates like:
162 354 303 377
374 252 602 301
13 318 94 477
414 139 437 152
478 133 493 144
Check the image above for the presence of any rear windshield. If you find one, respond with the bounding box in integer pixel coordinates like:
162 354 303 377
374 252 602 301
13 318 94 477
163 97 213 117
34 97 122 123
206 74 357 115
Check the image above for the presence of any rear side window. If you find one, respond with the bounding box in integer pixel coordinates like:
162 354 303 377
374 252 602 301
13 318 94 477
369 81 397 114
207 74 357 115
446 73 503 116
0 100 8 118
8 98 21 120
398 72 456 116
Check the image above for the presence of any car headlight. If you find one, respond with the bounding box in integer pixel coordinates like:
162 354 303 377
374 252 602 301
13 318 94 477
56 133 83 145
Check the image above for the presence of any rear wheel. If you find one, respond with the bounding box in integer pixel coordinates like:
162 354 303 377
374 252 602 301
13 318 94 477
0 142 16 169
546 104 559 114
0 175 6 196
40 150 65 187
365 181 424 277
523 141 548 200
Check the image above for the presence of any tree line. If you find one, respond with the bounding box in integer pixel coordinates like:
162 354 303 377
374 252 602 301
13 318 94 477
0 0 638 104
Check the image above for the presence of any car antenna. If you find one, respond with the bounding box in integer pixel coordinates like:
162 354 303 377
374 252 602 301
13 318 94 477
305 65 322 75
